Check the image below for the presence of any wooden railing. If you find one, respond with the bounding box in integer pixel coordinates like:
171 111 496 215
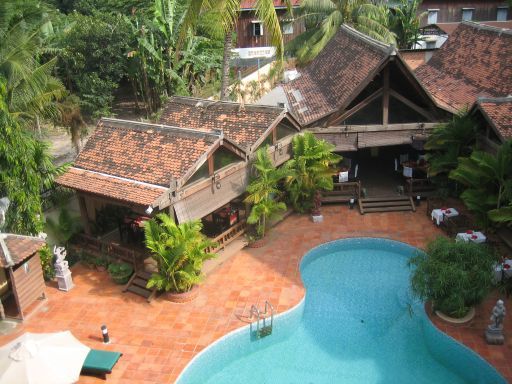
406 178 436 197
205 220 247 254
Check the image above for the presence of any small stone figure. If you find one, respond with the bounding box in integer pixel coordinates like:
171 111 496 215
53 245 74 291
485 299 506 345
490 300 506 330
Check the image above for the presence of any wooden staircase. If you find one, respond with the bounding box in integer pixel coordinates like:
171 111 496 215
358 196 416 214
123 271 157 302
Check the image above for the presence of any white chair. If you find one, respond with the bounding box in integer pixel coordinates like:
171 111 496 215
354 164 359 179
338 171 349 183
394 158 399 172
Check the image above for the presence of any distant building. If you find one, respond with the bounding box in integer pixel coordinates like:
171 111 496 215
418 1 510 25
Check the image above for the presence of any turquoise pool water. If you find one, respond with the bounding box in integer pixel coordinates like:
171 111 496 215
177 238 505 384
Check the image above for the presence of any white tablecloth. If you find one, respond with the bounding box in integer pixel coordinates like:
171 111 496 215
338 171 348 183
431 208 459 225
403 166 413 178
456 231 486 243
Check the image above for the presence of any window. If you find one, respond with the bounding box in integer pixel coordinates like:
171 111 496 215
213 147 240 171
282 22 293 35
497 6 508 21
427 9 438 24
184 161 209 186
252 21 263 37
462 8 474 21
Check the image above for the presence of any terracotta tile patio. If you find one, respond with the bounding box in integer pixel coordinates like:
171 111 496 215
1 204 510 383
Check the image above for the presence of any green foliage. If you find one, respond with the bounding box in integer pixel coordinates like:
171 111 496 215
107 261 134 284
245 148 288 238
58 12 132 117
449 141 512 227
284 132 341 212
45 207 82 247
287 0 395 65
144 214 216 293
409 237 497 318
389 0 426 49
0 77 67 234
39 244 55 281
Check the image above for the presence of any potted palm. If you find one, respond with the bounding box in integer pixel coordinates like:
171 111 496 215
245 148 287 248
107 262 134 284
144 214 216 303
409 236 497 321
284 132 341 215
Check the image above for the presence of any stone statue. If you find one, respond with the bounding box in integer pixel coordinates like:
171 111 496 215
485 299 506 345
490 300 506 330
53 245 74 291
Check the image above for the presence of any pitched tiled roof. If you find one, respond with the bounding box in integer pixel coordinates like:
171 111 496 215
436 21 512 36
415 22 512 112
57 119 232 206
282 25 392 126
75 119 219 186
240 0 300 10
400 50 432 70
159 97 288 150
57 168 166 206
476 97 512 141
0 234 45 268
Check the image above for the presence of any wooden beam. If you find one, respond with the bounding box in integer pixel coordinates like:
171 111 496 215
308 122 437 134
272 127 277 144
328 88 383 126
207 155 214 176
77 196 91 235
383 66 389 126
389 89 435 121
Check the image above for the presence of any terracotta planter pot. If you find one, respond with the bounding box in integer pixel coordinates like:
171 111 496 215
166 285 199 303
247 237 267 248
435 307 475 325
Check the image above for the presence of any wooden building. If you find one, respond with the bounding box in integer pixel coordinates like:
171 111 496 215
235 0 304 49
471 97 512 153
418 1 510 25
0 234 46 321
282 24 448 151
57 100 300 232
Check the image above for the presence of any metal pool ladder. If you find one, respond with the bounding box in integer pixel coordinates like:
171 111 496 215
250 301 274 338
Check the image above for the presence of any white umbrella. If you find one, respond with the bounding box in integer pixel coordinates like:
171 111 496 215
0 331 91 384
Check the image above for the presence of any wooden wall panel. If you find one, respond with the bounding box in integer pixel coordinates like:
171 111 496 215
11 254 45 318
174 168 248 223
419 1 511 25
314 133 358 151
358 130 415 148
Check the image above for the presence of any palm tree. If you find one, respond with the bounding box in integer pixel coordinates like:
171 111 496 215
424 112 477 177
245 148 288 238
389 0 426 49
0 0 65 128
144 214 216 293
287 0 396 65
284 132 341 212
180 0 291 100
449 141 512 226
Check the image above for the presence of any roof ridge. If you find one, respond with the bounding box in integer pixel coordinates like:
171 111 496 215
340 24 395 54
169 96 285 112
101 118 222 139
461 21 512 35
477 96 512 104
69 167 169 189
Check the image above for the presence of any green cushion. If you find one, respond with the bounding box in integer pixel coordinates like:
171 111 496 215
82 349 122 373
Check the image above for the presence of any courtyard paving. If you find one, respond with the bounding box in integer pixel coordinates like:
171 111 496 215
0 204 510 383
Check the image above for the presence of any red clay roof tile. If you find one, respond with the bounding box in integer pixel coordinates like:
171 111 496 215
282 25 392 126
57 168 166 207
159 97 286 150
0 235 45 268
477 98 512 141
415 22 512 112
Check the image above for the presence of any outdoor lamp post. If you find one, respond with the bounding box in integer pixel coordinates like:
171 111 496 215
416 195 421 206
349 198 355 209
101 324 110 344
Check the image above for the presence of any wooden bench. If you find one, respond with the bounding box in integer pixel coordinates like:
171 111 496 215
406 178 436 198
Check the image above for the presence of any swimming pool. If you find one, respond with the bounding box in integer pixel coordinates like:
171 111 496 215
177 238 505 384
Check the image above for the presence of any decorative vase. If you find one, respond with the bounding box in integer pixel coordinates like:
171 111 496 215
166 285 199 303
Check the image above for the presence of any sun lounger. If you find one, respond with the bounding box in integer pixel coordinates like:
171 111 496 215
81 349 122 379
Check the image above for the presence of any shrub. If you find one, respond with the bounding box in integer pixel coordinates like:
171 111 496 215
107 262 134 284
39 245 55 281
409 236 497 318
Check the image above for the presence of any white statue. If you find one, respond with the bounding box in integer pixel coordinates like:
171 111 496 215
0 197 10 228
53 245 74 291
490 300 506 330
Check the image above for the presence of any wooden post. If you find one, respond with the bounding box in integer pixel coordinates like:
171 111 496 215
8 267 23 320
208 155 214 176
78 196 92 235
383 66 390 127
